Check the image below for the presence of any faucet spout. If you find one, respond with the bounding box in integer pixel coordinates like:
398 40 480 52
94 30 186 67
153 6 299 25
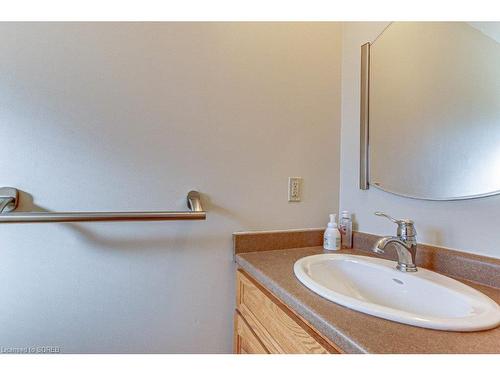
374 236 418 272
372 212 418 272
374 236 408 252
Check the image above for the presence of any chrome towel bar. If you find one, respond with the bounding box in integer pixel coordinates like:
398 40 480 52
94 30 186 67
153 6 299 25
0 187 206 223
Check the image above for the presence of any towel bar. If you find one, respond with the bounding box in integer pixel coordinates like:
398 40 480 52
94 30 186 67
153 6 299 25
0 187 206 223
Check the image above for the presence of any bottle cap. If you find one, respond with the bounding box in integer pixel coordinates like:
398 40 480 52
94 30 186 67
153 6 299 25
341 210 351 218
328 214 337 228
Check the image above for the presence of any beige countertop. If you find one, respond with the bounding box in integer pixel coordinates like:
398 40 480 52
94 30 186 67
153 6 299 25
235 246 500 354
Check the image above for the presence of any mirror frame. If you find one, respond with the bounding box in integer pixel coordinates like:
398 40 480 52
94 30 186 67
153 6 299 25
359 42 370 191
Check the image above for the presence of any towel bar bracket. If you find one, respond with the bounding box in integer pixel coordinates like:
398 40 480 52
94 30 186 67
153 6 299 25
0 187 18 213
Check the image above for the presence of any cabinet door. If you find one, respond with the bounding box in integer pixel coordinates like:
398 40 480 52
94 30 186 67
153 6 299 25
234 311 269 354
236 270 340 354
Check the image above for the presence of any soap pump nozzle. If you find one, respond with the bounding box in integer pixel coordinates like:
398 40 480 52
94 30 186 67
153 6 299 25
327 214 338 228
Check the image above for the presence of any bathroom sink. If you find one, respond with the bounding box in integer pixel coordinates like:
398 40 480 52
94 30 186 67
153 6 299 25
294 254 500 331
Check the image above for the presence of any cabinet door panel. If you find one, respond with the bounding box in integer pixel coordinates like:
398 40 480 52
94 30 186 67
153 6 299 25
234 311 268 354
236 270 339 354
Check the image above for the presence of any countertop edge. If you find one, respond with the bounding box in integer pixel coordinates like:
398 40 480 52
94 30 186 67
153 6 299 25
235 253 368 354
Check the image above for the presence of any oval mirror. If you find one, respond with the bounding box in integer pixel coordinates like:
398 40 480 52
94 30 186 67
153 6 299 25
361 22 500 200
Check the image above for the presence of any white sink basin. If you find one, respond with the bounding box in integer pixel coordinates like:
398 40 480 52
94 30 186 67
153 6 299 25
294 253 500 331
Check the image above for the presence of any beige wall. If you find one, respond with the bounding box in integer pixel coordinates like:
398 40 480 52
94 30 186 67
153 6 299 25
0 22 342 353
340 22 500 259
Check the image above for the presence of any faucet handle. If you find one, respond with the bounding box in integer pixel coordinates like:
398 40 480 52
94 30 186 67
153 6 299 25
374 211 416 237
374 211 401 224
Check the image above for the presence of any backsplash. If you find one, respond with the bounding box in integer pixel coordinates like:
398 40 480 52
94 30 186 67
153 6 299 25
233 229 500 288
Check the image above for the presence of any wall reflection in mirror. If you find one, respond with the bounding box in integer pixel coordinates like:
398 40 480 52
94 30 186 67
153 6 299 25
361 22 500 200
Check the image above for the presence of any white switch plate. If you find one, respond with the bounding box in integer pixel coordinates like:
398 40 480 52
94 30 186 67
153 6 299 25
288 177 302 202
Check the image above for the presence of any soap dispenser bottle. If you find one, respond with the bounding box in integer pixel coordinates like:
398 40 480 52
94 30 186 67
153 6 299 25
323 214 341 251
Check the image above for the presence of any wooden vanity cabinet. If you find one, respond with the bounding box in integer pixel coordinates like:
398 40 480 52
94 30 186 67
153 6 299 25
234 269 342 354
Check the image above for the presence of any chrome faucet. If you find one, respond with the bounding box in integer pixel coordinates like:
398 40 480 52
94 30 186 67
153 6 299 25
373 212 418 272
